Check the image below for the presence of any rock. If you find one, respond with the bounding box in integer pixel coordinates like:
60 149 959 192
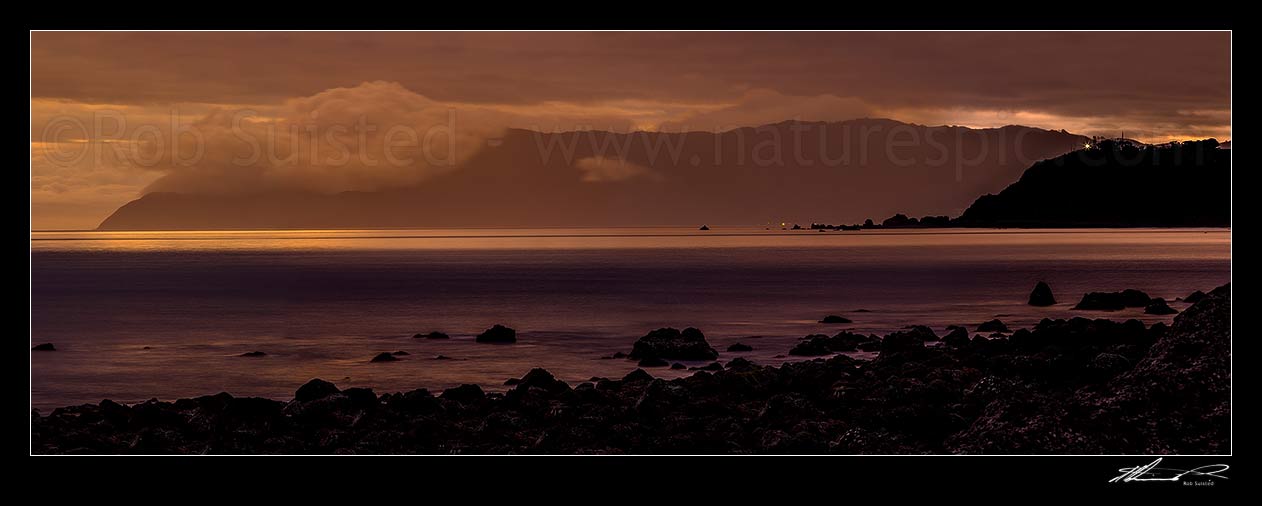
1183 290 1207 304
611 352 628 359
691 362 723 371
1088 352 1131 375
637 357 669 367
294 379 340 402
628 327 718 361
504 378 521 385
726 357 754 369
727 343 753 352
1028 281 1057 306
1073 292 1126 311
789 337 832 356
621 368 654 382
439 384 485 403
371 352 399 362
391 351 410 356
819 315 852 324
434 355 453 360
515 368 571 393
699 224 710 230
943 327 969 347
879 329 926 353
900 325 938 341
415 331 449 339
342 388 378 410
1120 289 1151 307
32 343 56 351
238 351 266 357
976 319 1009 333
670 362 687 370
475 324 517 343
1144 298 1178 315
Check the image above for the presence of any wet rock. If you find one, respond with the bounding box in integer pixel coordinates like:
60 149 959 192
294 379 340 402
391 351 410 356
612 352 628 359
434 355 453 360
879 329 926 353
943 327 970 347
371 352 399 363
32 343 56 351
1028 281 1056 306
637 357 669 367
629 327 718 361
1144 298 1178 315
976 319 1009 333
342 388 378 410
1120 289 1152 307
727 343 753 352
475 324 517 343
670 363 687 370
819 315 852 324
621 368 654 383
504 378 521 386
1183 290 1207 304
1073 292 1126 311
239 351 266 357
439 384 485 403
415 331 449 339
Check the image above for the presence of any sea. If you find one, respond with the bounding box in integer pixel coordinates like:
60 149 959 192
30 227 1231 411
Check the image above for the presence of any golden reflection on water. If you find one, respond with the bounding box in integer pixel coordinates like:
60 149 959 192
31 227 1231 256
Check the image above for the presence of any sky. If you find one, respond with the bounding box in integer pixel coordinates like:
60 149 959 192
31 31 1231 229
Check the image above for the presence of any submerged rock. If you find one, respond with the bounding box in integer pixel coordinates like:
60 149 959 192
637 357 669 367
415 331 449 339
371 352 399 363
819 315 852 324
670 362 687 370
239 351 267 357
475 324 517 343
1028 281 1056 306
629 327 718 361
727 343 753 352
32 343 56 351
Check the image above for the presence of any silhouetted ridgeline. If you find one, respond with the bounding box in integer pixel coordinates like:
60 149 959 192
952 139 1230 227
96 120 1086 230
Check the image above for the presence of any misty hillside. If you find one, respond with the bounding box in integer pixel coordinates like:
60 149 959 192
98 119 1087 230
954 139 1230 227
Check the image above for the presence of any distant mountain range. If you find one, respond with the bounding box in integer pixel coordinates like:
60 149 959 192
98 119 1088 230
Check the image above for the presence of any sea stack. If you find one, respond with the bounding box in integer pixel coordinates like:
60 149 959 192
1028 281 1056 306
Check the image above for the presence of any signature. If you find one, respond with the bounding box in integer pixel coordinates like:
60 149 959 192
1110 458 1229 483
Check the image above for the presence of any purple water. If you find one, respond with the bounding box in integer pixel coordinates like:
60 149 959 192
30 227 1230 411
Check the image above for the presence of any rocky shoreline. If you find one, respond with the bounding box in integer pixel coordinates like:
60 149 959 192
31 284 1230 454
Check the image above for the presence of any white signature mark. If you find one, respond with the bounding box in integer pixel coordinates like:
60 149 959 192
1110 458 1229 483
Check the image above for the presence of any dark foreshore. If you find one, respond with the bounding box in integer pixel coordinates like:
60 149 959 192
31 284 1230 455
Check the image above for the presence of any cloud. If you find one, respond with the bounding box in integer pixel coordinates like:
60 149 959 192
575 156 659 183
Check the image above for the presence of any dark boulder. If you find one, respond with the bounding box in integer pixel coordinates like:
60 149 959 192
727 342 753 352
371 352 399 362
1120 289 1151 307
342 388 378 410
880 330 926 353
239 351 266 357
434 355 453 360
901 325 938 341
670 362 687 370
629 327 718 361
621 368 654 382
415 331 449 339
1028 281 1056 306
976 319 1010 333
788 335 832 356
1144 298 1178 315
391 350 410 356
439 384 485 403
1074 292 1126 311
295 379 340 402
32 343 56 351
475 324 517 343
514 368 571 393
637 357 669 367
1183 290 1207 304
819 315 852 324
943 326 970 347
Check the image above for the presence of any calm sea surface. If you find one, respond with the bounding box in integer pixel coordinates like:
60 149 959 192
30 227 1230 411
